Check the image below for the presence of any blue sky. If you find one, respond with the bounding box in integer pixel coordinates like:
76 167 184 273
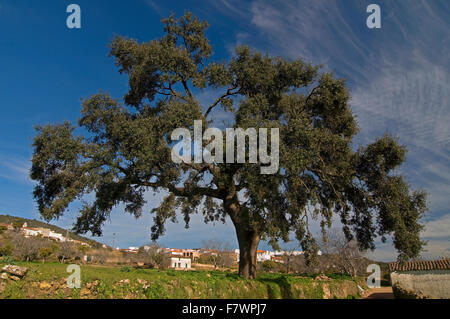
0 0 448 261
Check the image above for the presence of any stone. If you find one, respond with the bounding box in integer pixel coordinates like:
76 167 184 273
315 274 330 281
9 275 20 281
39 281 52 290
1 265 28 277
118 279 130 285
0 273 8 280
137 279 150 289
137 278 148 285
80 288 91 297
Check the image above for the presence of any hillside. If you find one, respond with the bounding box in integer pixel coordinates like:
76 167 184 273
0 261 365 299
0 214 103 248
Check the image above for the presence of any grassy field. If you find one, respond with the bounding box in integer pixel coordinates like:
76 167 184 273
0 261 364 299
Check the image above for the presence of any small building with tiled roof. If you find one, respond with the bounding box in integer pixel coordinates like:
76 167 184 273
389 259 450 272
389 258 450 299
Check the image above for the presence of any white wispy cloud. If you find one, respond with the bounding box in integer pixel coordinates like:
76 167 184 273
0 154 32 185
423 214 450 239
351 54 450 153
145 0 164 16
245 0 450 256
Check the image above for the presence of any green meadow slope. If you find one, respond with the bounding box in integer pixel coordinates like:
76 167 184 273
0 261 364 299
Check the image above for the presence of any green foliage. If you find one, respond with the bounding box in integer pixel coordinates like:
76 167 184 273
39 243 58 261
0 241 13 257
30 12 428 273
12 220 23 229
0 256 15 264
261 260 278 272
120 266 132 272
0 261 362 299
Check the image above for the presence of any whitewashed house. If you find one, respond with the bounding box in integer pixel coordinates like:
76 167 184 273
22 227 40 237
257 250 274 262
389 259 450 299
171 256 192 269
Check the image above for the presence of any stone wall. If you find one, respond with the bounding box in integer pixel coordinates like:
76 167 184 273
390 270 450 299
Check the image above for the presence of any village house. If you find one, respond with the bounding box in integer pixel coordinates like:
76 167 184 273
234 249 306 263
124 247 139 253
21 223 67 242
256 250 273 262
22 226 40 237
161 248 203 260
167 248 184 256
181 249 201 260
171 256 192 269
18 222 90 247
156 248 216 269
389 258 450 299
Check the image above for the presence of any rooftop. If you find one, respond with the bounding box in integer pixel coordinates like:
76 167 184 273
389 258 450 272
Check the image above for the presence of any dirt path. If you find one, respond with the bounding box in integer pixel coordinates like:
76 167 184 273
364 287 394 299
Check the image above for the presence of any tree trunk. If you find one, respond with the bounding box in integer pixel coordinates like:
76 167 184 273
224 186 261 279
235 224 260 279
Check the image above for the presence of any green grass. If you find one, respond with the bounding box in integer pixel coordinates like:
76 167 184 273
0 261 363 299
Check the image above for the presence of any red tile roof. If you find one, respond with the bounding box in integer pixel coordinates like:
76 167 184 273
389 259 450 272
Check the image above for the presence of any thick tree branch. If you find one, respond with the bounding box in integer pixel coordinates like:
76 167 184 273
205 86 238 118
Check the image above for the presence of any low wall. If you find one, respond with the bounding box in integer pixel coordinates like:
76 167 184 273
391 270 450 299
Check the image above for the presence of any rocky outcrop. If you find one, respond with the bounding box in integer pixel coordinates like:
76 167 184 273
1 265 28 278
0 265 28 293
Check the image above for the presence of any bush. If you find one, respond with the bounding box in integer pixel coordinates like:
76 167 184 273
120 266 132 272
57 242 79 263
261 260 277 272
10 232 51 262
0 256 15 264
136 245 171 269
0 241 13 257
39 243 58 262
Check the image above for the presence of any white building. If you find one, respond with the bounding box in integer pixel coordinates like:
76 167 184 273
171 257 192 269
48 231 66 242
234 249 312 263
22 227 40 237
257 250 274 262
20 222 90 246
124 246 139 253
273 250 305 257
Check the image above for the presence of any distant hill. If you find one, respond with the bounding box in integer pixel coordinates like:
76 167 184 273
0 214 103 248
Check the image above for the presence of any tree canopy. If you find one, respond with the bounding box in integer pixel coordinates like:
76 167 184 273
31 12 427 278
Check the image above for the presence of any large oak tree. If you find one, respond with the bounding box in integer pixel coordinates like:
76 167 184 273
31 13 427 278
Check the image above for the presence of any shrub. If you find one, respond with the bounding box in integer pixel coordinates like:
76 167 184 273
120 266 132 272
0 256 15 264
261 260 278 272
10 232 51 262
0 241 13 256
